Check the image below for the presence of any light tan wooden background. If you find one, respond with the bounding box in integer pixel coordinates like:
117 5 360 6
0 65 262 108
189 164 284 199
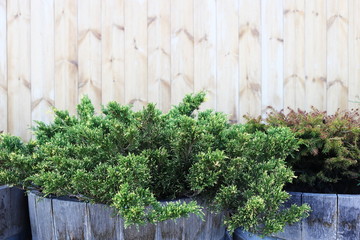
0 0 359 140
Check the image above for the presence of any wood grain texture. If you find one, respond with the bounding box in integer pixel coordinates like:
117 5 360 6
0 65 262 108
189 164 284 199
216 0 239 122
302 193 337 240
28 194 225 240
52 198 87 240
31 0 55 125
78 0 102 112
261 0 284 114
194 0 216 111
348 0 360 110
327 0 349 114
125 0 148 110
33 195 55 240
284 0 305 112
7 0 31 140
0 0 6 133
0 187 31 240
171 0 194 106
102 0 125 106
148 0 171 112
54 0 78 114
238 0 261 121
86 203 120 240
337 195 360 240
2 0 360 138
0 186 11 239
27 191 38 240
304 0 327 111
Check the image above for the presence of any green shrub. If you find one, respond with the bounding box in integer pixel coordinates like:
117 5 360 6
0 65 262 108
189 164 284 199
189 125 309 234
0 134 35 186
245 107 360 193
10 92 309 236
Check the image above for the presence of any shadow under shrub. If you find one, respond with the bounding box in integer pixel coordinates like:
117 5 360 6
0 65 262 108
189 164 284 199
3 93 309 236
245 107 360 194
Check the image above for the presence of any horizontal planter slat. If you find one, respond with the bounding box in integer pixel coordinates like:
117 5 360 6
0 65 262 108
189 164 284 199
28 191 225 240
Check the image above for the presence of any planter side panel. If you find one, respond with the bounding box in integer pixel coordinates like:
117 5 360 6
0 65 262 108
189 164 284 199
86 203 119 240
155 218 184 240
337 194 360 240
302 193 337 240
30 193 225 240
0 186 11 239
123 222 156 240
34 195 54 240
0 187 31 240
272 192 302 240
53 198 87 240
203 210 225 240
27 192 38 239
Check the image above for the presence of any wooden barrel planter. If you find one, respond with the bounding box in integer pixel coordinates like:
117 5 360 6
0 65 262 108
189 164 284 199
233 192 360 240
0 185 31 240
28 191 226 240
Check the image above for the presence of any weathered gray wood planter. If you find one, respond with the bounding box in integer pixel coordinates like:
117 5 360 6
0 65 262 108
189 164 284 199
28 191 225 240
0 185 31 240
233 192 360 240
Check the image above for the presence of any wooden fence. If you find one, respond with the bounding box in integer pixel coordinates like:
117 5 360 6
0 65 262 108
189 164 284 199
0 0 359 140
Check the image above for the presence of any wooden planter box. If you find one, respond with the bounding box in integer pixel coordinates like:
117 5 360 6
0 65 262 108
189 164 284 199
0 185 31 240
233 192 360 240
28 191 226 240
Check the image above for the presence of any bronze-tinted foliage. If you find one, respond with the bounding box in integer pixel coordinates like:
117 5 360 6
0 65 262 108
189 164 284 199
246 107 360 193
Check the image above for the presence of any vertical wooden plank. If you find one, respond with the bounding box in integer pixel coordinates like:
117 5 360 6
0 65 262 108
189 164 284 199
238 0 261 121
0 0 6 133
327 0 349 114
27 192 39 240
261 0 284 114
52 199 87 239
0 186 11 239
171 0 194 106
78 0 102 111
216 0 239 122
34 196 55 240
304 0 327 111
272 192 302 240
283 0 305 112
204 210 225 240
86 203 119 240
348 0 360 110
123 222 156 240
302 193 337 240
194 0 216 110
148 0 171 112
28 191 55 240
31 0 55 125
337 195 360 240
55 0 78 114
7 0 31 140
124 0 148 110
10 188 31 239
102 0 125 105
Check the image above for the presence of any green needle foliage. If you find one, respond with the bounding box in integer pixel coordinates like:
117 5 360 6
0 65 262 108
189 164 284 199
0 134 36 186
1 92 309 236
